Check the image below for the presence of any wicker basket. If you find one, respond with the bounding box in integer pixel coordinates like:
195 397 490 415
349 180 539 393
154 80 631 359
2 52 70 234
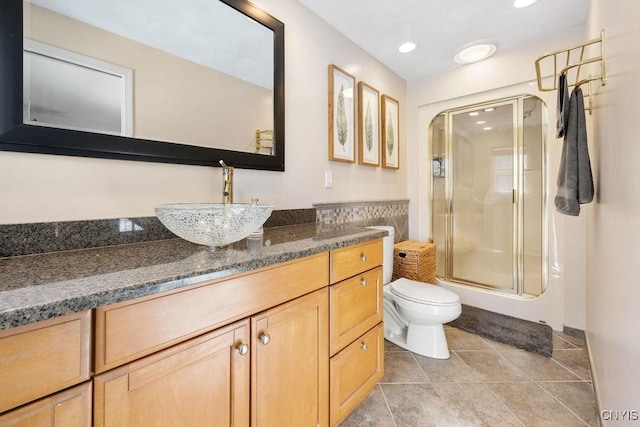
392 241 436 284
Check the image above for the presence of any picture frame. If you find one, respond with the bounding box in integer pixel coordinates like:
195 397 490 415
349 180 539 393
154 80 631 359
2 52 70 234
357 81 380 166
381 94 400 169
328 64 356 163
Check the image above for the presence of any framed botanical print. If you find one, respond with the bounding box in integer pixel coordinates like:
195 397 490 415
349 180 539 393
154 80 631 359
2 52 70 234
382 94 399 169
328 64 356 162
357 81 380 166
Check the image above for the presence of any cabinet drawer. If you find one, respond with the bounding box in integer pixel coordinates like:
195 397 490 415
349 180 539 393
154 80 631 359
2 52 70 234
330 323 384 426
95 252 328 373
330 239 383 284
0 311 91 414
0 381 92 427
329 266 383 355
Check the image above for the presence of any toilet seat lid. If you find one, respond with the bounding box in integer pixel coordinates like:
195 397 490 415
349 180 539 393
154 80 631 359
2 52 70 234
390 278 460 305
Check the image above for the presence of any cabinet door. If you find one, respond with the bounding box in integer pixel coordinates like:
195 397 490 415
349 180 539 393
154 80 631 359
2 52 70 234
93 321 250 427
0 381 91 427
251 288 329 427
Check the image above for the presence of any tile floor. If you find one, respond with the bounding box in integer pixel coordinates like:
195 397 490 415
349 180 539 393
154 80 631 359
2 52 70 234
341 326 599 427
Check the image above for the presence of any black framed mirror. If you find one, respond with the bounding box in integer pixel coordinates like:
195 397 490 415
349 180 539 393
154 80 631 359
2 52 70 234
0 0 285 171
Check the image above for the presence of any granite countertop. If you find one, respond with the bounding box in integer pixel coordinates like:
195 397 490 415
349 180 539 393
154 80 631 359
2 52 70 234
0 223 386 330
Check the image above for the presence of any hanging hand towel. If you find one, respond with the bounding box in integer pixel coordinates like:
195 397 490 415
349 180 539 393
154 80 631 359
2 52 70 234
555 87 594 216
556 72 570 138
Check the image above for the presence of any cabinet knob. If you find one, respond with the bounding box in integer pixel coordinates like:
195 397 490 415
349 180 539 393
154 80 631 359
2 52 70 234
360 253 368 262
360 278 368 287
238 343 249 355
260 333 271 345
361 342 368 351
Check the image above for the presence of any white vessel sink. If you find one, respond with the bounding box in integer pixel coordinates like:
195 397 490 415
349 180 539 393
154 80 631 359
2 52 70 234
155 203 273 250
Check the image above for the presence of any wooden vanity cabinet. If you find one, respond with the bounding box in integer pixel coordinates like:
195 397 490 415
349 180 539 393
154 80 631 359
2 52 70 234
93 252 330 426
0 310 91 419
329 239 384 426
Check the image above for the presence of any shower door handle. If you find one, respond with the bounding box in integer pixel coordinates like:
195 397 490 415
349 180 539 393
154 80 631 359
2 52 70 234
512 189 516 204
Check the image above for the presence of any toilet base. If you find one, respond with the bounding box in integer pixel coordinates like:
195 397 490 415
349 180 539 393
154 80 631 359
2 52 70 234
384 322 451 359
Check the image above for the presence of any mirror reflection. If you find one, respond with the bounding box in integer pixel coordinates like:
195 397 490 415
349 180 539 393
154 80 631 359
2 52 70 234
23 0 275 155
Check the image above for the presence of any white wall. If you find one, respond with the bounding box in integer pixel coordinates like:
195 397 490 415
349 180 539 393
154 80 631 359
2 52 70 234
406 28 589 331
584 0 640 417
0 0 407 224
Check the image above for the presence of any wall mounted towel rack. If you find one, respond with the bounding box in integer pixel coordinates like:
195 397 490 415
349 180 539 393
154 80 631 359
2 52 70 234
535 29 606 93
255 129 274 154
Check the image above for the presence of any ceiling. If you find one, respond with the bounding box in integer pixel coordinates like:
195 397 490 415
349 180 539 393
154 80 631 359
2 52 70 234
297 0 589 81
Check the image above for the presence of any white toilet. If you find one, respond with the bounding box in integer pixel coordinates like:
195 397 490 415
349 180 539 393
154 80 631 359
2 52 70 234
369 226 461 359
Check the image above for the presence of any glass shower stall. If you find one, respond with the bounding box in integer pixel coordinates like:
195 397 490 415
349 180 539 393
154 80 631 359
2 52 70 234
430 95 547 296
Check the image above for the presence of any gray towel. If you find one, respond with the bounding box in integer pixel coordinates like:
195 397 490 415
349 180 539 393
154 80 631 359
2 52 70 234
556 72 569 138
555 87 594 216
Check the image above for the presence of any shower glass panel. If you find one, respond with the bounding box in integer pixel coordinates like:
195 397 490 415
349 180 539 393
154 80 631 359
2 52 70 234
450 102 516 291
431 114 446 278
522 97 544 295
430 95 546 296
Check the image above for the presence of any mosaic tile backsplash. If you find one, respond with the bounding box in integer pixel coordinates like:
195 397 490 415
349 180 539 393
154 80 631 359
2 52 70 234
314 200 409 243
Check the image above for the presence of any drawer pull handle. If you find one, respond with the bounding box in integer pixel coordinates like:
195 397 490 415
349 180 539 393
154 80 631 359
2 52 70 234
260 334 271 345
360 254 368 262
361 342 368 351
238 343 249 355
360 278 368 287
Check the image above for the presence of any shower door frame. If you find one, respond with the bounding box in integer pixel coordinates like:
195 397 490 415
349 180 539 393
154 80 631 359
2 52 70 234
430 95 548 297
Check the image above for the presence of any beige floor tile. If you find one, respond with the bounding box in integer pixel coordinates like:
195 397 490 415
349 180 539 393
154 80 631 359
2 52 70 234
553 331 586 349
500 350 581 381
381 383 458 426
413 351 480 383
553 334 580 350
379 351 429 384
434 382 524 426
487 381 589 426
456 350 529 382
537 381 600 427
445 327 493 350
384 339 406 352
339 385 396 427
552 349 592 380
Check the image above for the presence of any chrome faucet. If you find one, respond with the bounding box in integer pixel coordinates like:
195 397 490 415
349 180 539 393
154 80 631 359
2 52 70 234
219 160 234 204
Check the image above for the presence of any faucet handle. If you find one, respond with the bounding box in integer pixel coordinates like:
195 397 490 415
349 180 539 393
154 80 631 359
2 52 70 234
251 198 259 204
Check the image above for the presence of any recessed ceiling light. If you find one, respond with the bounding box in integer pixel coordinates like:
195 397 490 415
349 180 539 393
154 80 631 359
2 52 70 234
469 112 480 116
476 121 486 124
454 42 497 64
398 42 417 53
483 127 492 131
513 0 538 8
484 107 495 112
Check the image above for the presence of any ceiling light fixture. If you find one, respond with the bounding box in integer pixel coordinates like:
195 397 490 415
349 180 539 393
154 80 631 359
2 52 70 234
484 107 495 112
454 42 497 64
513 0 539 8
398 42 417 54
469 112 480 116
483 127 492 131
476 121 486 124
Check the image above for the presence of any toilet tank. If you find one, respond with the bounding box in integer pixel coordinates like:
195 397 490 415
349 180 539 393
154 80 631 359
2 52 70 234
367 226 394 284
